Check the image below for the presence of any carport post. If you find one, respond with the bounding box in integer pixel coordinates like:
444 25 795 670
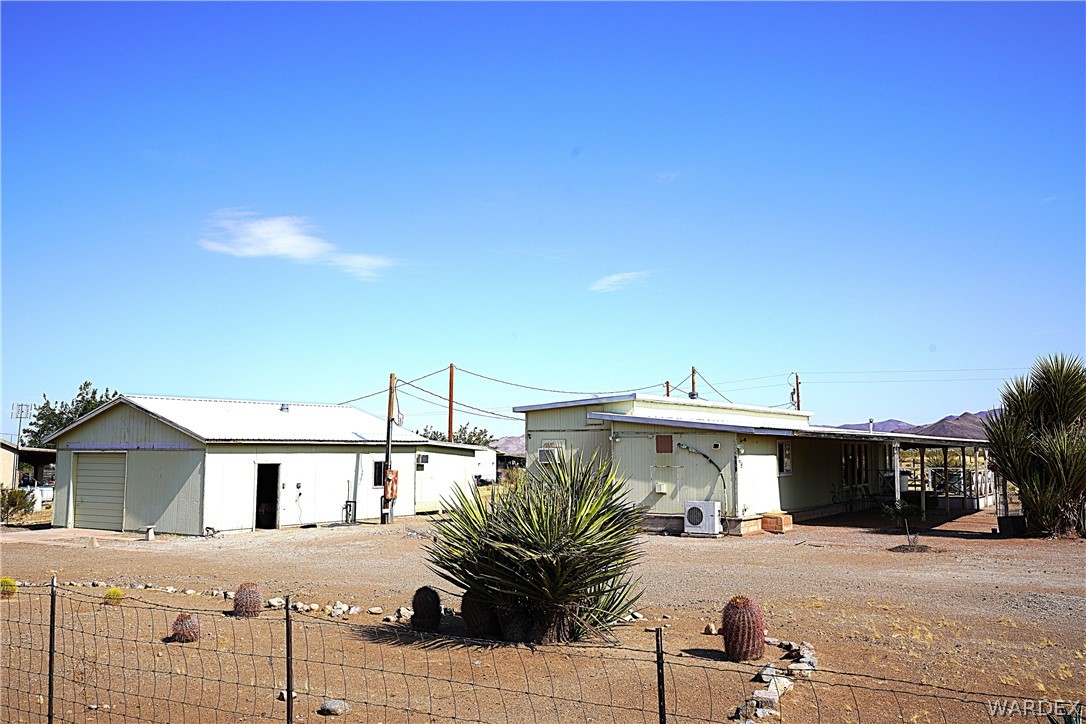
892 442 901 504
943 447 950 515
919 447 927 522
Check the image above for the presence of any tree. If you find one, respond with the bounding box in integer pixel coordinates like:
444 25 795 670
21 381 119 448
418 423 495 447
984 354 1086 536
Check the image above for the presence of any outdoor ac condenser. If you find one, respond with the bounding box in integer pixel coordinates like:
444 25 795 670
684 501 722 535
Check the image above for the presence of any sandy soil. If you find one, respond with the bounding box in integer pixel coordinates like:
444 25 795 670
1 508 1084 722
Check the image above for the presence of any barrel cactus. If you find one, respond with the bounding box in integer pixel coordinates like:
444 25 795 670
233 582 264 618
0 577 17 599
411 586 442 633
460 587 501 639
172 613 201 643
103 587 125 606
721 595 765 662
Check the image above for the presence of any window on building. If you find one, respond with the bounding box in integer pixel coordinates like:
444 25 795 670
373 460 387 488
777 441 792 475
655 435 674 454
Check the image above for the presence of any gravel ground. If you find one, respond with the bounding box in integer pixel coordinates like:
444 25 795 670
2 508 1084 704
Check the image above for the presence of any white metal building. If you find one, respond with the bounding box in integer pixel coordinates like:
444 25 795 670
45 395 495 535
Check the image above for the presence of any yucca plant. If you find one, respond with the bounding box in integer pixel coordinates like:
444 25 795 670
985 354 1086 536
426 451 644 644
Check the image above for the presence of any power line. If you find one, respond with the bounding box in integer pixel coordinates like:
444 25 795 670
803 377 1008 385
398 380 522 421
337 366 448 405
804 367 1027 375
457 367 665 396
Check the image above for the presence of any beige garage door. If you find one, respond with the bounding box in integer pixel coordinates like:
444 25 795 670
74 453 126 531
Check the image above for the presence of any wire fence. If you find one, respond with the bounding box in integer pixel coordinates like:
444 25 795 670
2 582 1077 723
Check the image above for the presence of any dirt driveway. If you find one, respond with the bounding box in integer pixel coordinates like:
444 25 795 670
2 509 1084 705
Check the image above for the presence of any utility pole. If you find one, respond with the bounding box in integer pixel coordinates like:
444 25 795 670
382 373 396 524
665 381 671 397
10 403 35 488
689 366 698 399
791 373 801 411
448 363 455 442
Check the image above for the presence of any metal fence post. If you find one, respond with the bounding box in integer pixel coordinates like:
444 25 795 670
285 595 293 723
655 627 666 724
48 575 57 724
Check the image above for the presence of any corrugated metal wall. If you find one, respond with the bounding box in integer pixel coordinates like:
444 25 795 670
611 422 736 515
125 451 204 535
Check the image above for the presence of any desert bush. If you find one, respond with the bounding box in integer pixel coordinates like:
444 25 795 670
0 577 17 598
171 613 201 643
985 354 1086 536
411 586 441 633
882 500 921 546
427 451 643 644
233 582 263 618
1 489 35 522
103 587 124 605
721 595 766 662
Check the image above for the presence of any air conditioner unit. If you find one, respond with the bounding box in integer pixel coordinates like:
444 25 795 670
684 501 722 535
538 448 561 465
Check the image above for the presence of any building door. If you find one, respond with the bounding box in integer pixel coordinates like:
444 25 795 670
255 464 279 529
73 453 126 531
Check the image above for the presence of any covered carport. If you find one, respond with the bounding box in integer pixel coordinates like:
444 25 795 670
795 426 992 521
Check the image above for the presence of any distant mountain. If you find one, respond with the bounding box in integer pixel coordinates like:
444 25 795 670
838 409 998 439
896 411 990 439
838 419 914 432
490 434 526 457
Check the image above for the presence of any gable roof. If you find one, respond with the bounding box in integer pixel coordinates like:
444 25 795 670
45 395 429 445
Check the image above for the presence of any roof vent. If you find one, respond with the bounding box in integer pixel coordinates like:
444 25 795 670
280 404 290 413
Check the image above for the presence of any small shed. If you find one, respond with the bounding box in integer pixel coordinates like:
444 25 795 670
45 395 495 535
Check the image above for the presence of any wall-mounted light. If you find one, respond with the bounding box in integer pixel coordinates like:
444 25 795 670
736 444 745 455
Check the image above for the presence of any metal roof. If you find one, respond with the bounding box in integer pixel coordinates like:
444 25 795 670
45 395 430 445
513 393 812 419
588 412 798 437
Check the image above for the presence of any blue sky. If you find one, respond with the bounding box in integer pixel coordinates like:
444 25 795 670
3 1 1084 441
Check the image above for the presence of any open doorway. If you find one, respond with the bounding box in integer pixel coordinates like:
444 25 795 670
256 464 280 529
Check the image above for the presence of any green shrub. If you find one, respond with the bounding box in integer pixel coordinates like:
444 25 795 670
427 451 644 644
985 354 1086 536
103 587 124 605
0 489 35 522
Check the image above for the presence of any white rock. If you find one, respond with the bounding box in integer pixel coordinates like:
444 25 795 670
276 690 297 701
382 615 396 622
787 662 813 678
309 603 321 611
756 664 778 683
347 606 363 615
184 589 196 595
266 597 286 609
704 622 719 635
367 606 383 615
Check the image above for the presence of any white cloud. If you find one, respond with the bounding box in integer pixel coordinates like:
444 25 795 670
656 171 680 183
198 210 392 280
589 271 651 293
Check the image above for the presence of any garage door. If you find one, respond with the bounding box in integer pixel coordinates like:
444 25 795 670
74 453 126 531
